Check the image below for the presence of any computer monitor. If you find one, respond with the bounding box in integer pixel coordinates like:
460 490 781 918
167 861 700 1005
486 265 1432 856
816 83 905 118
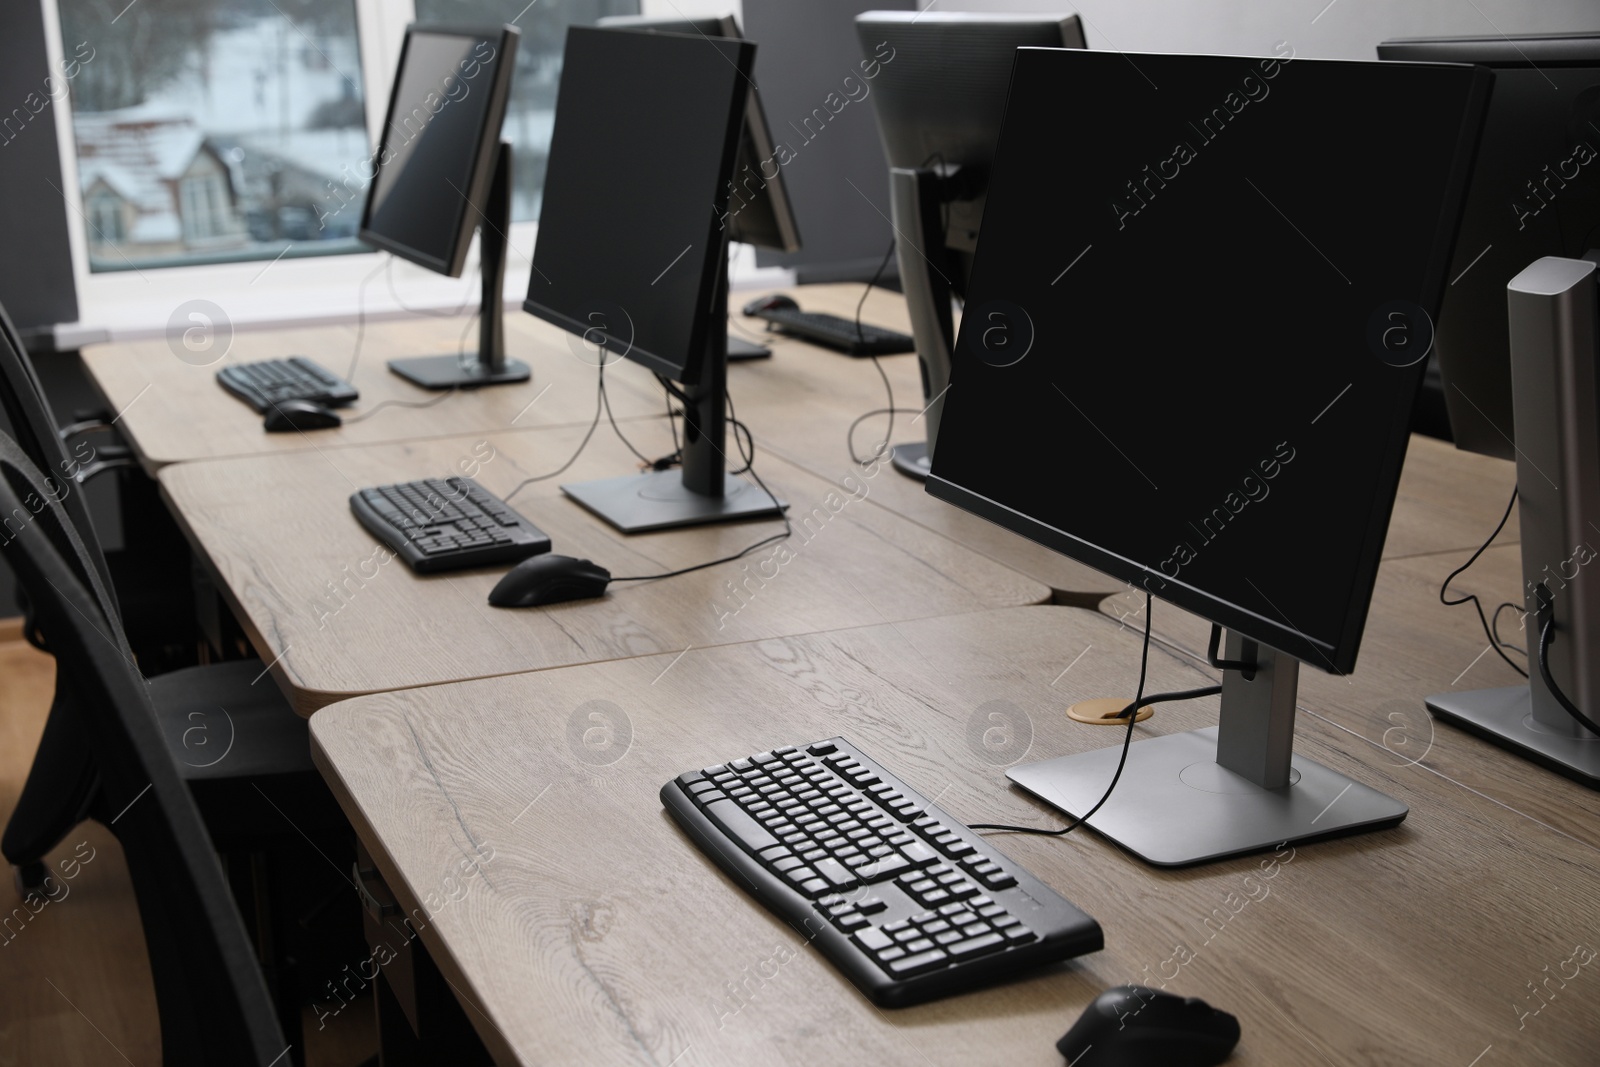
855 12 1085 480
360 23 529 389
597 13 802 360
742 0 914 284
1376 35 1600 460
926 47 1490 865
1375 37 1600 787
522 26 787 533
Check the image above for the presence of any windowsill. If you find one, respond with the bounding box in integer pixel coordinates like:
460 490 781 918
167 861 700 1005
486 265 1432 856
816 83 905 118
51 240 795 350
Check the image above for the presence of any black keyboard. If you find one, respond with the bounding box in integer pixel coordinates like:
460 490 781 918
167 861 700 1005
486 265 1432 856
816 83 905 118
750 308 916 356
350 477 551 574
661 737 1102 1007
217 357 359 412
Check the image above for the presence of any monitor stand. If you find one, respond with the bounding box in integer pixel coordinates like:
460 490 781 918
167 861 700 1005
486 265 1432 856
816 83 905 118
1006 634 1408 866
388 142 531 390
1426 256 1600 787
886 167 955 481
561 250 788 533
728 336 771 361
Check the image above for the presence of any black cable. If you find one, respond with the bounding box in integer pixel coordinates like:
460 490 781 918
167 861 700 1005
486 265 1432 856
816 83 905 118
846 236 904 465
383 253 479 318
341 312 473 425
343 257 388 381
848 406 922 467
600 366 655 468
1439 486 1528 678
1492 600 1528 657
970 593 1223 837
1534 584 1600 735
502 364 606 502
609 411 791 583
726 390 754 476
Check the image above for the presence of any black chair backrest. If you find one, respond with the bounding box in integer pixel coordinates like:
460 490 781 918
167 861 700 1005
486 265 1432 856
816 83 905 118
0 298 118 610
0 430 286 1065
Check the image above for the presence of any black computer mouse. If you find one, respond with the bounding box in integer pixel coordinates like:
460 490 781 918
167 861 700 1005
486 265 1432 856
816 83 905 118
263 400 342 433
742 293 798 316
1056 985 1240 1067
488 554 612 607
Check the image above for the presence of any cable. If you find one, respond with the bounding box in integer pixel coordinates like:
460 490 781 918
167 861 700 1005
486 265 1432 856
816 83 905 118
846 236 904 465
1492 600 1528 657
344 257 389 382
502 363 607 502
1439 486 1528 678
1534 584 1600 735
341 311 473 425
970 592 1223 838
610 381 792 584
726 390 753 476
600 365 656 468
848 406 922 467
383 253 479 318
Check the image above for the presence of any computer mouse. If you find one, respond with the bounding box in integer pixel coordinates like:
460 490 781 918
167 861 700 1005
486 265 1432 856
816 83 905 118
488 554 612 607
741 293 798 316
1056 985 1240 1067
263 400 342 433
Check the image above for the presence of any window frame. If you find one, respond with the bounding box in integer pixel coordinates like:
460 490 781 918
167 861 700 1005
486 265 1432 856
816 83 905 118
39 0 744 343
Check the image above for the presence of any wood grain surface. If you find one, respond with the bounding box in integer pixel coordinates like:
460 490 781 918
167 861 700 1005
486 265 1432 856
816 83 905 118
159 420 1049 714
80 310 667 473
310 605 1600 1067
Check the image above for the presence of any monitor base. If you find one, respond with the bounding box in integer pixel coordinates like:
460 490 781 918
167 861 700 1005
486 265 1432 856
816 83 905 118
891 441 931 480
1426 686 1600 788
1006 726 1407 867
387 355 531 390
727 336 772 361
561 468 787 534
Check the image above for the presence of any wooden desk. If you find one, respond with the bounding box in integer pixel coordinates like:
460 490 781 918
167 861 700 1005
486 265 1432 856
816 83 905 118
80 311 666 473
310 605 1600 1066
160 420 1048 714
727 285 1521 577
1099 542 1600 850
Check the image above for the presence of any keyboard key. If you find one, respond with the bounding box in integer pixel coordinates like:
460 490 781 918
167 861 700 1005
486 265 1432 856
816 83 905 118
853 927 894 953
886 948 949 976
948 932 1006 960
857 854 912 882
703 799 778 854
813 859 858 889
901 842 938 867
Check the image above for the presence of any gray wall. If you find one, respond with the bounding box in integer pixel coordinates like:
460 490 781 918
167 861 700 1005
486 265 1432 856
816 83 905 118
940 0 1600 58
0 0 80 334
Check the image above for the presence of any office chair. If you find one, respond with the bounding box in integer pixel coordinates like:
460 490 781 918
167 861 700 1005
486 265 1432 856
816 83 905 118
0 440 289 1064
0 432 357 1057
0 299 196 669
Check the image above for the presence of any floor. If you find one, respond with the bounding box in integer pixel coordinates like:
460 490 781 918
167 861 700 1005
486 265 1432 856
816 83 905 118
0 631 375 1065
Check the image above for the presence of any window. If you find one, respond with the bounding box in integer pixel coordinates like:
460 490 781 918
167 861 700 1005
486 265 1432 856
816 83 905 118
55 0 644 275
58 0 371 272
86 187 124 244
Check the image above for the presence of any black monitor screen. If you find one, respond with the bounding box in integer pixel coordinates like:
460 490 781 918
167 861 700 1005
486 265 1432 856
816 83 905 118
928 48 1490 673
1379 35 1600 461
361 25 515 276
523 27 751 383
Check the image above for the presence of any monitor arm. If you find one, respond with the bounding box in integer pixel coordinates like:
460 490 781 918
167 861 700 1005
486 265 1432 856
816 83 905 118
385 142 530 389
887 166 958 480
